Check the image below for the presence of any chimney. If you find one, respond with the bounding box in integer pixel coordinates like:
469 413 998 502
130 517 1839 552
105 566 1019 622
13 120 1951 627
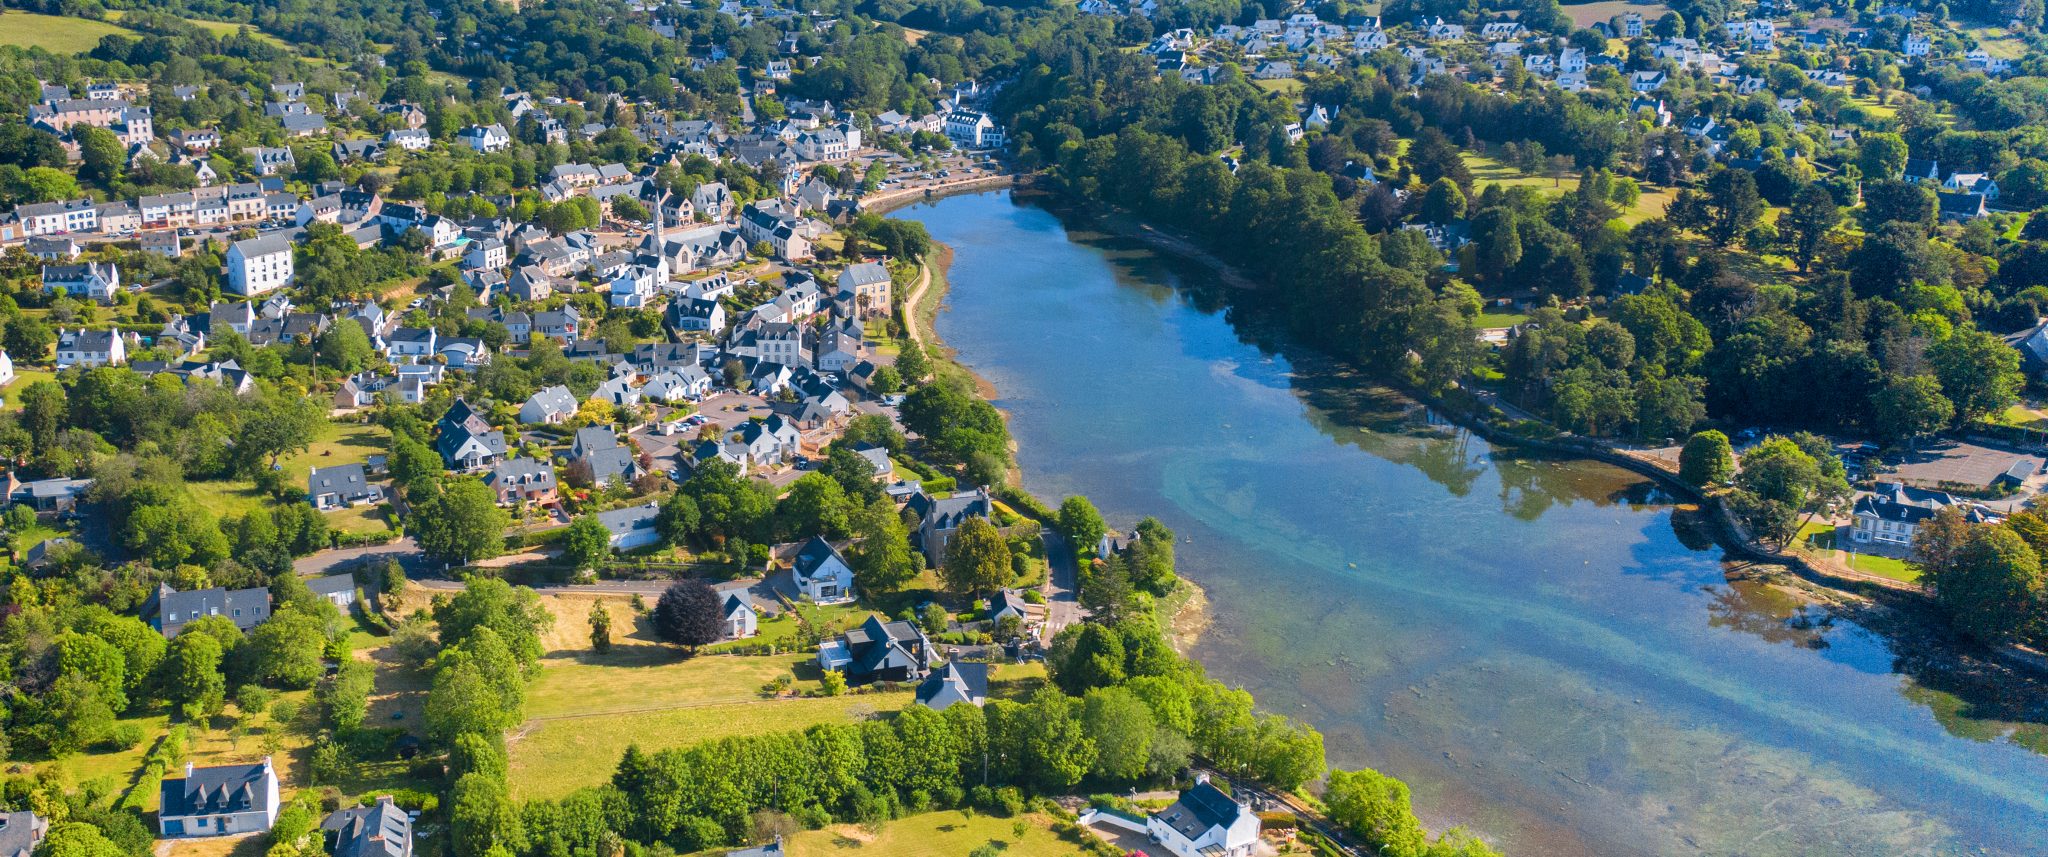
1194 772 1210 786
184 761 195 777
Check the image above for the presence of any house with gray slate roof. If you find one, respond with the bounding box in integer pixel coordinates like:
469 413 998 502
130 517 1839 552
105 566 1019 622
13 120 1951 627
0 812 45 857
913 661 988 711
1146 776 1260 857
322 796 411 857
159 759 280 837
815 614 934 685
152 583 271 638
595 502 661 550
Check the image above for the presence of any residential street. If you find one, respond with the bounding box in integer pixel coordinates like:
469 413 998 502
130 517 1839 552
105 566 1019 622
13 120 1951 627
1039 529 1085 639
293 536 424 576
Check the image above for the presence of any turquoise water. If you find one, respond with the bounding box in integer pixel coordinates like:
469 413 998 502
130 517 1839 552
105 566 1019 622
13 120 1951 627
900 190 2048 856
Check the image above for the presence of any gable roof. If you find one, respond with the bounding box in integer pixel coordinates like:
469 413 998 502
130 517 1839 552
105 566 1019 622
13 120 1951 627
792 535 849 582
1156 781 1247 842
913 661 988 710
161 760 276 819
322 798 410 857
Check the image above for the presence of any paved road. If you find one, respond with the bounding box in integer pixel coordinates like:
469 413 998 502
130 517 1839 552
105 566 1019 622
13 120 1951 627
294 536 425 576
1039 529 1085 640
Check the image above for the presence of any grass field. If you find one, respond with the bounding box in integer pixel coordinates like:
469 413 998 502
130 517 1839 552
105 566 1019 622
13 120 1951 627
185 420 391 522
1793 520 1921 583
1561 0 1671 30
726 811 1082 857
0 11 133 53
1 370 56 411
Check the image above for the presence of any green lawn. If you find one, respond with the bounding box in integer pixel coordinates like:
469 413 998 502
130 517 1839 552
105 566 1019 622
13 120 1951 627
0 11 134 53
186 420 392 524
704 602 869 653
1253 78 1304 96
510 646 914 800
1793 520 1921 583
1476 311 1530 328
1 370 57 411
711 810 1082 857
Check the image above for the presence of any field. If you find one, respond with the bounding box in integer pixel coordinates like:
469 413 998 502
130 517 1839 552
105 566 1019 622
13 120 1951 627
702 811 1083 857
0 11 133 53
1458 149 1675 224
1 370 56 411
186 419 391 523
1561 0 1671 30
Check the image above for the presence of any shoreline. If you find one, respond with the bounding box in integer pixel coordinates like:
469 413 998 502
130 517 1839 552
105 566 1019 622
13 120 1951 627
997 182 2048 683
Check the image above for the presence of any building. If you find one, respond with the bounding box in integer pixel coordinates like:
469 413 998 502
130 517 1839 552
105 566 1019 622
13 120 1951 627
595 502 661 550
42 263 119 302
152 582 271 637
790 536 855 602
436 399 507 472
484 457 559 506
159 759 281 838
519 385 579 425
55 328 127 368
227 232 296 296
1147 777 1260 857
460 123 512 153
837 261 892 318
722 593 758 639
1849 482 2000 551
0 812 46 857
306 573 357 609
913 661 988 710
308 463 383 510
906 487 993 566
815 614 936 685
942 110 1005 148
321 796 412 857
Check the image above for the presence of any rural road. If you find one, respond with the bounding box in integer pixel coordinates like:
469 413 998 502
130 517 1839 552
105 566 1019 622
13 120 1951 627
295 537 424 576
1039 529 1086 639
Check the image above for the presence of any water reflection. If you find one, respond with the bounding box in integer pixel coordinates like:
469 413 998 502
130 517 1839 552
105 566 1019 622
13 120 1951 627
905 189 2048 856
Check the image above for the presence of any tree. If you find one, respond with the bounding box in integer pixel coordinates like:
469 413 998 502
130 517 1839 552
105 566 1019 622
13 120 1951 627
318 320 376 372
561 514 612 573
1784 183 1841 272
6 317 53 364
849 498 918 594
1056 497 1107 556
247 609 328 689
1705 169 1764 246
1856 132 1910 181
589 602 614 654
1678 430 1735 487
73 126 124 187
656 491 701 546
940 517 1011 595
776 473 852 540
1927 527 2044 645
1732 436 1850 544
1021 688 1095 793
35 823 127 857
1873 375 1954 442
413 478 511 564
1419 178 1466 224
1324 768 1429 857
450 773 525 857
1929 328 2023 424
1048 623 1126 694
1860 179 1936 231
1081 686 1155 782
433 577 551 668
652 580 723 650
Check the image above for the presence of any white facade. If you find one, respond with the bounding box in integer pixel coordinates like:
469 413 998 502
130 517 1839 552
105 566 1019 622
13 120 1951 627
226 234 295 296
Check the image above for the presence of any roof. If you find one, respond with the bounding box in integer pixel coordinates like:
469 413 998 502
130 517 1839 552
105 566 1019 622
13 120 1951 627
306 573 354 599
1155 781 1246 842
155 583 269 629
913 661 988 710
793 536 849 582
160 760 276 819
1852 482 1999 525
0 812 44 857
595 502 659 537
323 798 411 857
309 463 372 494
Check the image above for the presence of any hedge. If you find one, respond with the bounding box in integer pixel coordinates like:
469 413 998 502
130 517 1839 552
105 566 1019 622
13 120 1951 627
995 486 1055 522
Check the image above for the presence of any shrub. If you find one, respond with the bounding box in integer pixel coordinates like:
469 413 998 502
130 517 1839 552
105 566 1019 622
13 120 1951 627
106 724 145 751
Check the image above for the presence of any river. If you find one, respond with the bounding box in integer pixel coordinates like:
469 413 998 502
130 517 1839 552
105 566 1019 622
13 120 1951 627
895 189 2048 857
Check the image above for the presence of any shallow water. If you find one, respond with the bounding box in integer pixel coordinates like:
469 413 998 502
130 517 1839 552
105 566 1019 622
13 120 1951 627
900 190 2048 856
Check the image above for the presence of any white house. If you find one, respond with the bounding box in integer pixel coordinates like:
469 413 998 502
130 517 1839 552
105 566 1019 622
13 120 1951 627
1146 777 1260 857
943 110 1005 148
159 759 280 838
1850 482 2001 550
596 502 661 550
460 123 512 153
226 233 295 296
790 536 855 602
0 351 14 388
520 385 578 424
55 329 126 368
722 593 758 639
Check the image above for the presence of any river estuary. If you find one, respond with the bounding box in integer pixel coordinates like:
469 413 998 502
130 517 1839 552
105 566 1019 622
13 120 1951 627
897 189 2048 856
